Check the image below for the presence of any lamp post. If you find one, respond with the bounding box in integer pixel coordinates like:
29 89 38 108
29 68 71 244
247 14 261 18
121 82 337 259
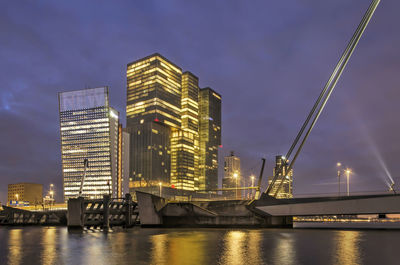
251 175 255 199
345 169 351 196
233 173 238 199
159 182 162 197
336 162 342 196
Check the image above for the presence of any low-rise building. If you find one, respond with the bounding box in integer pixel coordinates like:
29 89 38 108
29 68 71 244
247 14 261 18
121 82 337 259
7 183 43 206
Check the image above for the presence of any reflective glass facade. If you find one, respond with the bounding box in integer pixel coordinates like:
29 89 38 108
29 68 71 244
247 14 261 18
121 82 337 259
199 88 221 191
268 155 293 199
171 72 200 190
222 152 241 197
127 54 182 186
59 87 128 201
127 54 221 192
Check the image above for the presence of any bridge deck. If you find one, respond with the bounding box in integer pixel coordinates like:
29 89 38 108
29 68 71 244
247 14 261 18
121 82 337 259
254 194 400 216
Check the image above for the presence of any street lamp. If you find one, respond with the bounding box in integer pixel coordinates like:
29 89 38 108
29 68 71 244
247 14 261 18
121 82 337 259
345 169 352 196
159 182 162 197
233 173 238 199
251 175 255 199
336 162 342 196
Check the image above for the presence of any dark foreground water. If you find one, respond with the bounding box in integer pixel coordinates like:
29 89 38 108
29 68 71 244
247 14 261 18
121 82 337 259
0 227 399 265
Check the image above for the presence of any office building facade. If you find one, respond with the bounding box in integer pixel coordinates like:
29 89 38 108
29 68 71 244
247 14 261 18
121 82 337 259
59 87 129 201
199 87 221 191
7 183 43 206
223 152 241 197
268 155 293 198
127 53 221 192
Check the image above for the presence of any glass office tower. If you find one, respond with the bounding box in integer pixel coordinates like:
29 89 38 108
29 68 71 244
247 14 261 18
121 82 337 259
170 72 200 190
127 54 221 192
59 87 128 201
268 155 293 198
222 152 241 197
199 87 221 191
127 54 182 187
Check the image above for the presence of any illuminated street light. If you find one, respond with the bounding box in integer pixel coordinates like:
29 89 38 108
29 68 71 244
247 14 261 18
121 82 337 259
251 175 255 199
345 169 352 196
15 194 19 201
159 182 162 197
336 162 342 196
233 172 238 199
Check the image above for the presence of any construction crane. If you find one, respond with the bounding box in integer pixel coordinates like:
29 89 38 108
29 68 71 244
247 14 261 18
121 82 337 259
78 158 89 197
265 0 381 198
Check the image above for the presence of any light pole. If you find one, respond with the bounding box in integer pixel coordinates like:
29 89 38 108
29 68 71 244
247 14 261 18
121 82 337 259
233 173 238 199
251 175 255 199
336 162 342 196
159 182 162 197
345 169 351 196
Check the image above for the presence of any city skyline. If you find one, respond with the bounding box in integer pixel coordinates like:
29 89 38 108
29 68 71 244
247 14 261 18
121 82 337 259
1 1 400 202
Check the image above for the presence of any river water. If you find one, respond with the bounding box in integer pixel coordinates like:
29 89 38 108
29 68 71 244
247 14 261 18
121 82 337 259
0 227 399 265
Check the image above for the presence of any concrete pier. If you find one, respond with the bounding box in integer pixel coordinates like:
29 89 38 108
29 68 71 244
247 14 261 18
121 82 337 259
67 197 84 229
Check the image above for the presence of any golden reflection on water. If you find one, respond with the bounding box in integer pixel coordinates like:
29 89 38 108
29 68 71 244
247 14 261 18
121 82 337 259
150 232 208 265
220 230 263 265
151 233 168 265
247 230 263 264
8 229 22 265
273 232 296 264
221 231 246 265
41 228 57 265
334 231 362 265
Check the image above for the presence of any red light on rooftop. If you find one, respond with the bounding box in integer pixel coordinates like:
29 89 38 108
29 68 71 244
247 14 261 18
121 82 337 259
219 145 223 148
154 118 159 122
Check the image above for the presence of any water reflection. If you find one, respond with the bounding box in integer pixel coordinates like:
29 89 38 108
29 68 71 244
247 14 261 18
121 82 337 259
40 228 57 265
219 230 263 265
151 233 168 264
272 232 296 264
7 229 22 265
333 231 362 265
2 227 399 265
150 232 207 265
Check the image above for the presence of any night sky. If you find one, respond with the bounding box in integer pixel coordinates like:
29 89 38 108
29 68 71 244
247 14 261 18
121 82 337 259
1 0 399 202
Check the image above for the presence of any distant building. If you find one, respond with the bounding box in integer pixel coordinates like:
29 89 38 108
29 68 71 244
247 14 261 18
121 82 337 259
223 152 241 198
58 87 129 201
268 155 293 199
126 53 222 193
7 183 43 206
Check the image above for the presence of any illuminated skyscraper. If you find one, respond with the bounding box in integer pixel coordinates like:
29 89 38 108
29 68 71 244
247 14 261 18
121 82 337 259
59 87 129 201
127 54 221 192
268 155 293 198
223 152 241 197
171 72 200 190
199 87 221 191
127 54 182 188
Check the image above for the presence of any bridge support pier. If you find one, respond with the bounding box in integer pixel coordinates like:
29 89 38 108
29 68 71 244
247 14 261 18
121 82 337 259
125 193 133 227
67 197 84 229
103 195 110 231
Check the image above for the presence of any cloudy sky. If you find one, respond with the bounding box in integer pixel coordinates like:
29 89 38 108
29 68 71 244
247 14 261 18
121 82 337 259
1 0 399 202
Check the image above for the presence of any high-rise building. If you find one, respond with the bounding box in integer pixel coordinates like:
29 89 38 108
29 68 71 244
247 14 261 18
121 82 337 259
268 155 293 198
7 183 43 206
171 72 200 190
126 54 182 188
58 87 129 201
126 53 221 192
223 152 241 198
199 87 221 191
